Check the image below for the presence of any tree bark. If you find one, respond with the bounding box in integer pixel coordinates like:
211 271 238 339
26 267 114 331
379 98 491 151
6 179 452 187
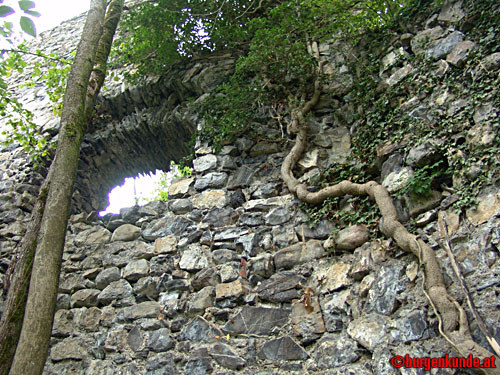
3 1 123 374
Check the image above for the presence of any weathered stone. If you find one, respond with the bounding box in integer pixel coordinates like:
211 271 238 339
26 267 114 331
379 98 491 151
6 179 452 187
71 288 100 308
482 52 500 71
215 279 249 300
314 334 360 368
185 358 212 375
235 232 259 256
180 316 223 342
147 328 175 352
237 212 264 226
219 262 240 283
134 276 159 301
74 226 111 246
438 0 465 23
179 244 209 272
203 207 237 227
223 306 290 335
249 142 279 156
249 253 274 278
111 224 141 242
386 64 414 86
145 356 178 374
212 249 239 265
427 31 464 60
322 290 350 332
52 310 73 337
210 343 246 370
335 224 369 250
154 235 177 254
347 313 389 351
50 337 87 362
252 182 280 199
142 215 194 241
97 279 134 306
365 263 407 315
243 194 295 211
59 273 92 293
274 240 325 270
447 40 476 66
313 262 352 293
264 206 291 225
406 140 442 168
169 198 192 214
127 325 143 352
391 309 429 343
122 301 160 320
466 191 500 226
257 336 309 361
257 271 305 303
411 27 446 54
295 220 334 240
291 295 326 337
467 122 496 146
193 154 217 172
383 167 413 193
123 259 149 282
194 172 228 190
192 267 220 291
298 149 319 169
168 177 194 198
192 189 227 209
80 306 102 332
227 165 257 189
188 286 214 314
95 267 120 290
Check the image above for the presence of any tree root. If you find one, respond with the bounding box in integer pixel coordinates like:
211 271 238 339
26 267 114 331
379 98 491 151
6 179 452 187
280 45 499 374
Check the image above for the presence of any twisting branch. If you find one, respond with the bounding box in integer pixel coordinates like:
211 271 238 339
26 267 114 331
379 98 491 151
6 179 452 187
279 39 500 374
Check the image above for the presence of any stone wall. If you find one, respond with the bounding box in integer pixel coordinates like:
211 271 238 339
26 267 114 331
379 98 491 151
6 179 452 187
1 1 500 374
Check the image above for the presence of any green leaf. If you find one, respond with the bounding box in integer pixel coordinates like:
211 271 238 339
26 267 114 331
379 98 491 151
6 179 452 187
0 5 15 17
20 16 35 36
23 9 40 17
18 0 35 11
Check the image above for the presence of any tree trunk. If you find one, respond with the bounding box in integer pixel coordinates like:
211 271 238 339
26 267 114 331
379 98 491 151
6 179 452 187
2 1 123 374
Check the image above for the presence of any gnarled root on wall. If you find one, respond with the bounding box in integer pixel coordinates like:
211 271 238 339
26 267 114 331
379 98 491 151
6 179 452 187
280 47 499 375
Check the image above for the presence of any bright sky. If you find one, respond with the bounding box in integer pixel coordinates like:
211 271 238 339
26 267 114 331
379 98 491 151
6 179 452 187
35 0 91 33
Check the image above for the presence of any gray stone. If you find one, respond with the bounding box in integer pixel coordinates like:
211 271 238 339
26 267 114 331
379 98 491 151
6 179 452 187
391 309 429 343
438 0 465 23
383 167 413 194
50 337 87 362
80 306 101 332
210 343 246 370
180 316 223 342
122 301 160 320
314 334 360 368
219 262 240 283
235 232 259 256
252 182 279 199
145 356 178 374
123 259 149 281
466 190 500 226
194 172 228 190
134 276 159 301
58 273 92 293
52 310 73 337
243 194 295 211
185 358 212 375
179 244 209 272
192 267 220 291
406 190 442 217
147 328 175 352
74 226 111 246
71 288 100 308
212 249 239 265
313 262 352 293
249 253 274 278
295 220 334 240
335 224 369 250
193 154 217 172
257 271 305 303
365 264 407 315
111 223 141 242
142 215 194 241
203 207 237 227
97 279 134 306
188 286 214 314
227 165 257 189
482 52 500 71
411 27 446 54
95 267 120 289
223 306 290 335
347 313 389 351
447 40 476 66
257 336 308 361
264 206 291 225
322 290 350 332
406 140 442 168
169 198 192 214
127 325 143 352
274 240 325 270
426 31 464 60
249 142 279 157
